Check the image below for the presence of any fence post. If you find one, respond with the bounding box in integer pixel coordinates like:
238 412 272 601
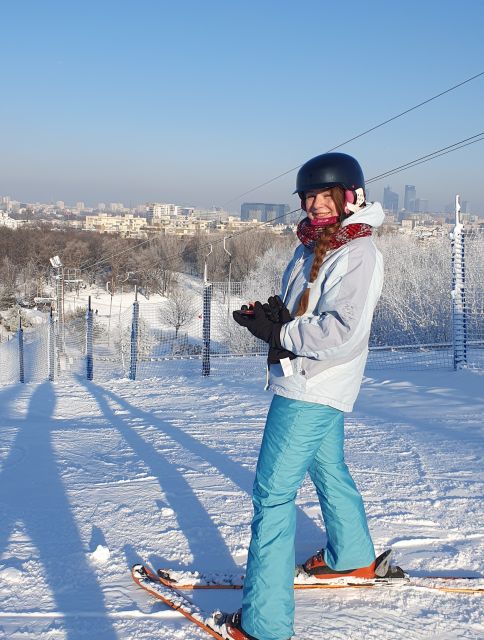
48 307 56 381
51 259 65 357
86 295 94 381
129 286 139 380
202 282 213 376
18 312 24 384
451 195 468 370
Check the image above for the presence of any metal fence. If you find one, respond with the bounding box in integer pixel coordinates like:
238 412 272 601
0 226 482 385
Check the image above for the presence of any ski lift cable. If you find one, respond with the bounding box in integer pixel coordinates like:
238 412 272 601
367 136 484 183
129 133 484 272
77 72 483 276
77 130 484 276
366 132 484 183
222 70 484 206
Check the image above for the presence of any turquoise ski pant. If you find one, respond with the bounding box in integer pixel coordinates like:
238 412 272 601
241 395 375 640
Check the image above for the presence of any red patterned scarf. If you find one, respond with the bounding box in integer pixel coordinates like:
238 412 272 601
296 217 373 250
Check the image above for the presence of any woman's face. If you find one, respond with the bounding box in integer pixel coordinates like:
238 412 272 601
302 189 339 222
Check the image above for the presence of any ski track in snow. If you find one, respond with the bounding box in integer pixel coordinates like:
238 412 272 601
0 365 482 639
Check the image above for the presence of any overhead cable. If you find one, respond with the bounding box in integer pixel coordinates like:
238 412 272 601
223 70 484 205
366 132 484 183
77 132 484 277
78 72 484 274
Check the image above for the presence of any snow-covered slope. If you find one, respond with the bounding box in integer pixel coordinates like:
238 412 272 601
0 363 482 639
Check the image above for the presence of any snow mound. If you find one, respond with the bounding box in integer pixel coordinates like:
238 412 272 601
0 566 23 583
89 544 110 564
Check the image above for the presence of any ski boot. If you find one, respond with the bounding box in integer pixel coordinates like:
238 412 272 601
210 610 259 640
299 549 406 580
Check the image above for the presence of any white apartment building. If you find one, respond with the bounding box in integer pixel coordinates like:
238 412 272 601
147 203 179 223
0 212 19 229
151 217 212 236
84 213 148 238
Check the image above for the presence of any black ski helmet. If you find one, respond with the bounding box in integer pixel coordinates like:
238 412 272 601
294 152 365 197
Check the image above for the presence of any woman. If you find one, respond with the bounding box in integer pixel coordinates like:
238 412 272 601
217 152 385 640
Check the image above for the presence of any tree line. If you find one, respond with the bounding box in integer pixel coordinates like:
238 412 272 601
0 225 295 308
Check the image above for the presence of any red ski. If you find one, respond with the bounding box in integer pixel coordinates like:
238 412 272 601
155 568 483 594
131 563 225 639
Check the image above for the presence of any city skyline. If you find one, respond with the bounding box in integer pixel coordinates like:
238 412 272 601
1 1 483 213
1 181 478 218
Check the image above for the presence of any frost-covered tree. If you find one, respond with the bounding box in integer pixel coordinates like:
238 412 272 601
159 287 198 337
241 244 296 303
372 233 452 346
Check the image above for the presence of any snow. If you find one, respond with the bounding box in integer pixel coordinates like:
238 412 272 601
0 363 482 639
90 546 111 565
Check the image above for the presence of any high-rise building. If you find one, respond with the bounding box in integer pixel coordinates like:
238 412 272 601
147 203 179 223
403 185 416 212
240 203 289 224
109 202 125 212
383 186 399 214
414 198 429 214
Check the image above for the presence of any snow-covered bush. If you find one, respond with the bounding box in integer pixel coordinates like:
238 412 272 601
372 234 453 346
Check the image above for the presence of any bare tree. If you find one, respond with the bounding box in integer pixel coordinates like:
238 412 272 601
61 239 91 268
159 286 198 337
0 257 17 308
134 237 182 296
241 243 296 302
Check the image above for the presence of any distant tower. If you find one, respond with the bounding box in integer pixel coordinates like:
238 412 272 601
404 185 416 213
241 203 289 223
383 186 399 214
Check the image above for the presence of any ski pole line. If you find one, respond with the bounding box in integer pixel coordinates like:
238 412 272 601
76 70 484 276
222 70 484 206
77 131 484 277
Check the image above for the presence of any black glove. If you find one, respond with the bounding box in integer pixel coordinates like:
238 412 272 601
233 301 282 346
262 295 293 324
263 296 296 364
267 345 297 364
233 301 297 365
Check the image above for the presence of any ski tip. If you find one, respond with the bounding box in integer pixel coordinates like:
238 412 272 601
132 563 144 573
131 564 153 580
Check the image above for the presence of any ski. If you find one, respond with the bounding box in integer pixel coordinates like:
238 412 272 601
131 563 225 639
156 568 483 594
157 567 409 590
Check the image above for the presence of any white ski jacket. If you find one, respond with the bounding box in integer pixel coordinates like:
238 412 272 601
268 202 385 412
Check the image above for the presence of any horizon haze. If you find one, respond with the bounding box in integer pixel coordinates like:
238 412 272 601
1 0 483 214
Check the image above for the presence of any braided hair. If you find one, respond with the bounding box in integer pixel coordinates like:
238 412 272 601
295 187 346 316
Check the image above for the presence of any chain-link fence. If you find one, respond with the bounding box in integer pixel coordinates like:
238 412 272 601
367 233 454 370
0 228 482 384
367 228 483 370
461 230 484 370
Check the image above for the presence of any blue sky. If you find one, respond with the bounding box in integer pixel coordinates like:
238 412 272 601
1 0 483 213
